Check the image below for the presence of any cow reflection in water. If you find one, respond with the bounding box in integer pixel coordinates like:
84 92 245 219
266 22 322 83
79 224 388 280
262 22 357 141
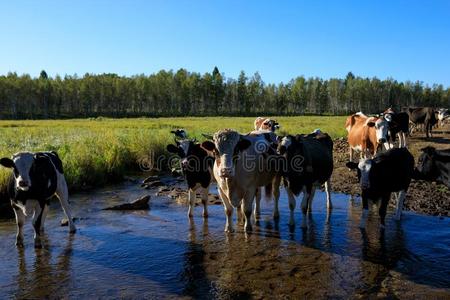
15 235 74 299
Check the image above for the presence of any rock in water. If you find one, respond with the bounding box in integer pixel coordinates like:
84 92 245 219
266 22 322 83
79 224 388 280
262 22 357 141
103 195 151 210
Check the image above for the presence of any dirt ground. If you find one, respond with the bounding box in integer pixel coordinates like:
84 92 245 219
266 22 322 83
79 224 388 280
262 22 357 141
332 125 450 217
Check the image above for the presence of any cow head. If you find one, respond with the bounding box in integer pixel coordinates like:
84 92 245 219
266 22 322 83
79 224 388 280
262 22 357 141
346 158 373 190
167 139 198 169
201 129 251 178
262 119 280 132
277 136 292 155
366 117 388 144
0 152 38 191
414 146 438 181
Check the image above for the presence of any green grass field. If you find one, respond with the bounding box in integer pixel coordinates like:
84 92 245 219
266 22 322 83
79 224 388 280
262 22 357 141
0 116 347 192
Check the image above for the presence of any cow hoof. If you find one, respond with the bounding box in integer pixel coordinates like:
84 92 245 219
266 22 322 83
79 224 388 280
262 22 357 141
273 212 280 220
288 219 295 226
34 240 43 249
202 212 208 218
16 241 24 248
224 227 234 233
69 226 77 234
245 225 253 233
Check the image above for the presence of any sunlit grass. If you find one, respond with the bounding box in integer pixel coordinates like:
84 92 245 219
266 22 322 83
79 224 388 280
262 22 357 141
0 116 347 192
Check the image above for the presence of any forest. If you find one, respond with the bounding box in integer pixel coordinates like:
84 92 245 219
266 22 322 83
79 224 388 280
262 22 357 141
0 67 449 119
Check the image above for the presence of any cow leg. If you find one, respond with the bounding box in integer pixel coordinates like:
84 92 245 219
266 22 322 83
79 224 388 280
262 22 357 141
237 202 244 225
325 180 332 210
187 189 195 218
32 201 44 248
273 175 281 220
307 187 316 213
55 176 76 233
218 187 234 232
349 147 354 162
359 197 369 229
12 204 25 247
201 188 208 218
254 187 261 219
243 190 256 232
300 186 311 228
286 188 296 226
40 203 49 232
379 194 389 229
395 190 406 221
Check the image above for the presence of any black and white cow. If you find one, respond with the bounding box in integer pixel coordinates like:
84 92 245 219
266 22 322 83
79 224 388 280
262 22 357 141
382 108 409 148
167 136 214 218
277 131 333 228
0 151 76 248
437 108 449 128
346 148 414 229
414 146 450 188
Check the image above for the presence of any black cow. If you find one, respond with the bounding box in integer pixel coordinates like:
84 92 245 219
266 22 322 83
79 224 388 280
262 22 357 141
382 108 409 148
414 146 450 188
277 131 333 228
0 151 76 248
167 138 214 218
405 107 437 138
346 148 414 229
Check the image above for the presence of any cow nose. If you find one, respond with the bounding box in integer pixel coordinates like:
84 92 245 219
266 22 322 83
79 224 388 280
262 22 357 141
379 138 386 143
18 180 29 187
220 167 233 178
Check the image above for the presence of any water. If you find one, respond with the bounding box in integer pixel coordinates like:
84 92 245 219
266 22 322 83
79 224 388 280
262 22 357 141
0 180 449 298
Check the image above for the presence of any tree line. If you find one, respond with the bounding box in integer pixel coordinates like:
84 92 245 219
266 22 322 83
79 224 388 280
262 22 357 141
0 68 449 119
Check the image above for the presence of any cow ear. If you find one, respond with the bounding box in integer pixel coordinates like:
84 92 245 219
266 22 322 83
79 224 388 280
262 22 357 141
346 161 358 170
236 138 251 152
166 144 179 153
0 158 15 169
201 141 216 151
367 121 375 127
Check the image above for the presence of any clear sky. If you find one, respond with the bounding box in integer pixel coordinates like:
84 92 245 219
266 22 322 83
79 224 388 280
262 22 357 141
1 0 449 86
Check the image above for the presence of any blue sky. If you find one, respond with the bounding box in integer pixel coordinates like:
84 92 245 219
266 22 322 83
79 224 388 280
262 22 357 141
1 0 449 86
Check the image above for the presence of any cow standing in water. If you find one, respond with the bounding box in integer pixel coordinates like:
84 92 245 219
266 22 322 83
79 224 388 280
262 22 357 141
277 131 333 228
346 112 389 161
167 131 214 218
201 129 279 232
346 148 414 229
0 151 76 248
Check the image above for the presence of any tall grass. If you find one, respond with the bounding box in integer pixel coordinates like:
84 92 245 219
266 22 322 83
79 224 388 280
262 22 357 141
0 116 347 193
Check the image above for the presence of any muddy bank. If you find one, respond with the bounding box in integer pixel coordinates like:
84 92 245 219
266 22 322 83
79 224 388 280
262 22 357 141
332 129 450 217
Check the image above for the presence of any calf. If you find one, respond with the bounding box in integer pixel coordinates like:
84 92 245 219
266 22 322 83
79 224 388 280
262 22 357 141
346 148 414 228
167 137 214 218
405 107 437 138
254 117 280 132
345 112 389 161
414 146 450 188
201 129 279 232
382 108 409 148
0 151 76 248
277 131 333 228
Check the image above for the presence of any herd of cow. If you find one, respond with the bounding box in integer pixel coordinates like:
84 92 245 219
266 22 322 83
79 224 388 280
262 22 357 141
0 108 449 248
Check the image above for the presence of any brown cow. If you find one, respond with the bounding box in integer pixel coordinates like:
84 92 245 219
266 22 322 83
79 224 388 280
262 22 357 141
345 112 389 161
254 117 280 132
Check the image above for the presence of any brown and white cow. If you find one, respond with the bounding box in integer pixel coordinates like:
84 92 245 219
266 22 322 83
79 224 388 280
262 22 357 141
346 112 389 161
201 129 280 232
254 117 280 132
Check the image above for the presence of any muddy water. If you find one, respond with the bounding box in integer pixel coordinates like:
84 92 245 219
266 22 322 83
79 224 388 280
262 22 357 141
0 180 449 299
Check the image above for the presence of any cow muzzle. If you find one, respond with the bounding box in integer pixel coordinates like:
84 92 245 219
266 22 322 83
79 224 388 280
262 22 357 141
17 180 30 191
219 167 234 178
378 138 386 143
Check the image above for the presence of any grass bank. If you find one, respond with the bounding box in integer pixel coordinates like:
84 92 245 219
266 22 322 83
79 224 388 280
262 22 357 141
0 116 347 193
